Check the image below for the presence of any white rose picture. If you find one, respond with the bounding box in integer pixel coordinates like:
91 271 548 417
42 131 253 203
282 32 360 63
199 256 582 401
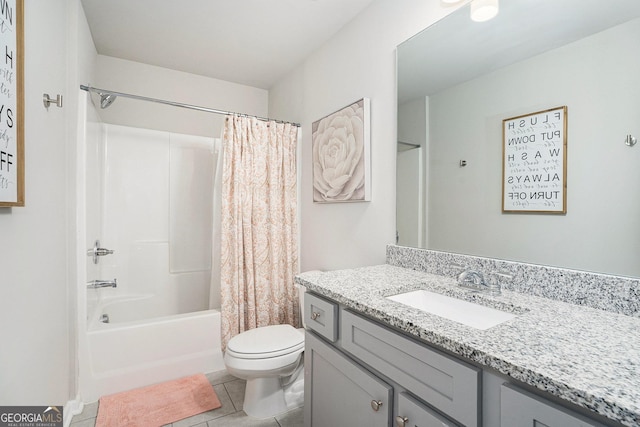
312 98 370 202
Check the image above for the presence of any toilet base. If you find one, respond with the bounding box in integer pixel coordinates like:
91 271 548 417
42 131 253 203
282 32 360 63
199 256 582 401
243 368 304 418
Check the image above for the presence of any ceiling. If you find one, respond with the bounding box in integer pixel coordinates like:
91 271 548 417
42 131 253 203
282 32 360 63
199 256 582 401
80 0 375 90
398 0 640 103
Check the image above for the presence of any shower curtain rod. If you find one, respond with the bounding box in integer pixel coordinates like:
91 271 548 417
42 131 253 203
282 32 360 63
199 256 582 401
79 85 301 127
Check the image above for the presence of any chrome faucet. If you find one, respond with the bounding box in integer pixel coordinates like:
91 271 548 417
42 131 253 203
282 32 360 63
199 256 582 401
458 270 485 289
457 270 501 295
87 279 117 289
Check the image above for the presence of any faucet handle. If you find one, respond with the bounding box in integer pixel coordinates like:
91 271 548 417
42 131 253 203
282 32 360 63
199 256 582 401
486 272 503 295
87 240 115 265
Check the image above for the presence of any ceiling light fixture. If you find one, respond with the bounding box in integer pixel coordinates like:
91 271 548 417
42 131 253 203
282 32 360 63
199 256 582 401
470 0 499 22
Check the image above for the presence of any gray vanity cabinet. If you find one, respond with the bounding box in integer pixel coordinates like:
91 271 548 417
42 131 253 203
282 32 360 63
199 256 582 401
304 331 392 427
304 292 478 427
500 383 606 427
303 291 610 427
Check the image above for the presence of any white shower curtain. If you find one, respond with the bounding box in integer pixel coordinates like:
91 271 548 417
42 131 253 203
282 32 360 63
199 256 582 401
220 115 299 349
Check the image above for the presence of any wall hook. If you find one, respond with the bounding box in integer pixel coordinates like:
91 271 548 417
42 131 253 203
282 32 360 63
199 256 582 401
43 93 63 109
625 134 637 147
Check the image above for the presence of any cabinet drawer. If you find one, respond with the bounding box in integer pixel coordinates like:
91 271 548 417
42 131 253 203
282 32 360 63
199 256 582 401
397 392 461 427
304 292 338 342
501 383 606 427
341 309 480 427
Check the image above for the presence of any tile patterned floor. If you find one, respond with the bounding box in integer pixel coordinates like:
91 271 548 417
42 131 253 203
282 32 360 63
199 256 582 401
69 370 303 427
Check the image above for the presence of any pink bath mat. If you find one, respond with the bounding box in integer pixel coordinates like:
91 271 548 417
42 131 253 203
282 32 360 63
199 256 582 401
95 373 221 427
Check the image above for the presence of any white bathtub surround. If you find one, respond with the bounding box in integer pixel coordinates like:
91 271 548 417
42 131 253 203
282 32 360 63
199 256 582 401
220 115 300 348
93 125 220 312
79 118 226 401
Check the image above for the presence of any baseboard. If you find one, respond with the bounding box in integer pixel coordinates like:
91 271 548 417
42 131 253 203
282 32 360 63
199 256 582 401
64 397 84 427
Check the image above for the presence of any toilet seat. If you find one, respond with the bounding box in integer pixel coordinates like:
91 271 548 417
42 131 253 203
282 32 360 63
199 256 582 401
226 324 304 359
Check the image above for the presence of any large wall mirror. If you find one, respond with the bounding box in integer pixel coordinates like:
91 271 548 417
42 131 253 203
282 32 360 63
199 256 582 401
397 0 640 278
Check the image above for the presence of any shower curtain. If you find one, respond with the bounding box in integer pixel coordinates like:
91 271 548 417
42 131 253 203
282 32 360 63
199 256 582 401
220 115 299 348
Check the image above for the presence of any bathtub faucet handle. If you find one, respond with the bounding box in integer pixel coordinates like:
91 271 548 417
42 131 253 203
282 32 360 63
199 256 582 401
95 247 114 256
87 239 115 264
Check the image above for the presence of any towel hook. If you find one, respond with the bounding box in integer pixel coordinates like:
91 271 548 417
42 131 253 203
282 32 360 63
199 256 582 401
43 93 63 109
625 134 637 147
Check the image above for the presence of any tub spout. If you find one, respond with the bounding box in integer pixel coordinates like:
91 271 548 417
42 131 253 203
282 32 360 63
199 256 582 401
87 279 117 289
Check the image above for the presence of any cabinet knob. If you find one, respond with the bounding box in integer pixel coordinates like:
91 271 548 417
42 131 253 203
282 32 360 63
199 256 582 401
370 400 383 412
311 311 321 320
396 415 409 427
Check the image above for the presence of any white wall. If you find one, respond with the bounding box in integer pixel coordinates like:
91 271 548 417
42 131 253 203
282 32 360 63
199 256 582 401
269 0 458 271
94 55 269 138
0 0 96 406
427 18 640 277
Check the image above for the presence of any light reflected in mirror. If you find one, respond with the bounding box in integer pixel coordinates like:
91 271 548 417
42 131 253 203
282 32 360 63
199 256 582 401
397 0 640 278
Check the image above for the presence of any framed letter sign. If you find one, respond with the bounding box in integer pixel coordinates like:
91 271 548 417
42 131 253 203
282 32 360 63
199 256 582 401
0 0 24 207
502 106 567 214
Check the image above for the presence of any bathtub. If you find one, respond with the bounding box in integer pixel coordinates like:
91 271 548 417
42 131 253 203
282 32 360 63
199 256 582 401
80 295 225 402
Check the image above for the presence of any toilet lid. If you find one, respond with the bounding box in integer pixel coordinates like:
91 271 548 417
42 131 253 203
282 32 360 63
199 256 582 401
227 324 304 359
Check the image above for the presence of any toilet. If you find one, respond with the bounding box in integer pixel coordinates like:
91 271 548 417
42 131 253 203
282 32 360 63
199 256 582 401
223 284 307 418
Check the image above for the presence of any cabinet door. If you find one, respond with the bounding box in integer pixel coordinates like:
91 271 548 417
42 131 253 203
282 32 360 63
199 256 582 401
305 331 392 427
341 309 480 427
396 393 461 427
501 384 606 427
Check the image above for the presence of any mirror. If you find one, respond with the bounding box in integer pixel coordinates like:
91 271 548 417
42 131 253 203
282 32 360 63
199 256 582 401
397 0 640 278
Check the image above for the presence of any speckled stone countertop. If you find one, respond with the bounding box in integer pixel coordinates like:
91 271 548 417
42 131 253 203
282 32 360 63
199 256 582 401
295 265 640 427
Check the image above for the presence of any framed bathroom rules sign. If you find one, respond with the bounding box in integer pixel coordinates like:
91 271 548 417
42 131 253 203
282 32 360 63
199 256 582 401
0 0 24 207
502 106 567 214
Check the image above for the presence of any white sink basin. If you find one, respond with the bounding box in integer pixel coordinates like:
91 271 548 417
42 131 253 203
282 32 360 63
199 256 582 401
387 290 517 330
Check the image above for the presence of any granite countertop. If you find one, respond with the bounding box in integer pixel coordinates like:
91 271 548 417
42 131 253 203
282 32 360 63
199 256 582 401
295 265 640 427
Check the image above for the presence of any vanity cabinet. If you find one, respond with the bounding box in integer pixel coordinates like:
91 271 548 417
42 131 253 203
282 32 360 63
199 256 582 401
500 383 606 427
303 291 614 427
305 330 461 427
304 292 478 427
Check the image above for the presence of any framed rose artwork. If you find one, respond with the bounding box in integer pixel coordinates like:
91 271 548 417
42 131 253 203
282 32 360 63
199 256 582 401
312 98 371 203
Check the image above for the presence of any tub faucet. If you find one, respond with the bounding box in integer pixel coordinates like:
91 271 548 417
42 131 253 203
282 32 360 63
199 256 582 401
87 279 117 289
